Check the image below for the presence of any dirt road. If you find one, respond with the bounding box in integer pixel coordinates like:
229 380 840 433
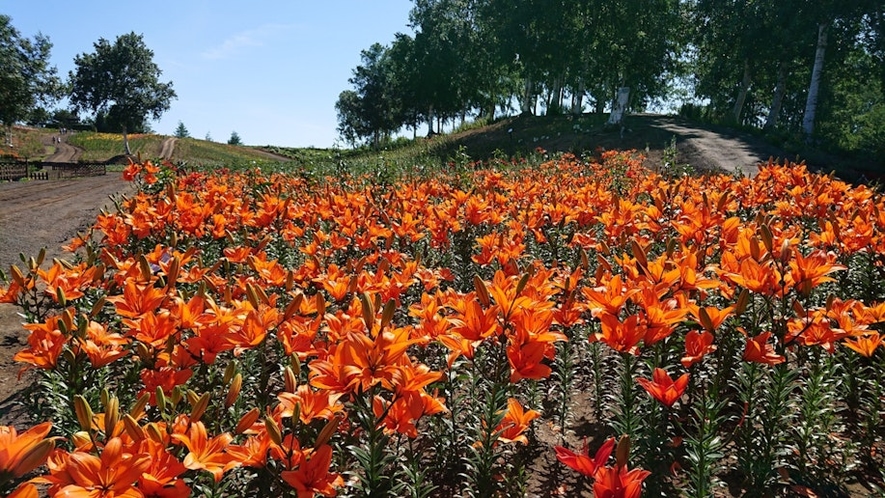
645 116 787 177
0 173 134 424
43 133 83 163
159 137 177 160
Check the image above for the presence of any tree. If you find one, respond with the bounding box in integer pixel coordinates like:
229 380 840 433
69 32 176 155
227 131 242 145
174 121 190 138
0 15 61 128
205 131 213 142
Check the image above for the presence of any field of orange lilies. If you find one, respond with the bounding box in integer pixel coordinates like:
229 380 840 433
1 151 884 497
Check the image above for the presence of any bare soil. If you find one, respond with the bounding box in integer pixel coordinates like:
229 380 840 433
159 137 177 160
0 174 134 425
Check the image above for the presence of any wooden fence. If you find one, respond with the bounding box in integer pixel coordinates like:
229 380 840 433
0 161 106 182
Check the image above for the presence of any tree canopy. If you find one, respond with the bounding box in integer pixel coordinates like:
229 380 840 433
335 0 884 161
0 15 61 127
69 32 175 153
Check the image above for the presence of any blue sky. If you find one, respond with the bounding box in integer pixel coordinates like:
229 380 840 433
4 1 414 147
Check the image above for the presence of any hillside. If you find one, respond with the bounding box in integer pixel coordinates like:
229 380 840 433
4 127 287 166
262 113 879 183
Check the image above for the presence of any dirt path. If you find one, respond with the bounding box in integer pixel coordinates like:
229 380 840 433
159 137 177 160
0 174 135 424
42 132 83 163
644 116 787 177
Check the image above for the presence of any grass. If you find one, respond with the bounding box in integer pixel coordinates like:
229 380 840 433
3 126 53 161
67 132 166 162
170 138 287 167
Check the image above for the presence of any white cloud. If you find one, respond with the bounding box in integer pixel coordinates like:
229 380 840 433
201 24 293 60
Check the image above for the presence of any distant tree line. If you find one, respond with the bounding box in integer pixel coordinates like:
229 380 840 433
336 0 885 162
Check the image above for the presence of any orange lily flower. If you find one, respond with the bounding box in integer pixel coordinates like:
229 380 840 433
582 274 638 317
554 436 615 478
137 438 191 498
42 437 151 498
788 249 846 295
595 313 644 355
277 385 344 424
687 304 734 332
495 398 540 445
743 332 785 365
636 368 689 407
843 333 883 357
79 321 129 368
280 445 343 498
592 463 652 498
682 330 717 368
0 422 54 481
171 421 236 482
14 315 69 374
107 280 168 319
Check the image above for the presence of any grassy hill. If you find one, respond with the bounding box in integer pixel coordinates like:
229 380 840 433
9 114 879 182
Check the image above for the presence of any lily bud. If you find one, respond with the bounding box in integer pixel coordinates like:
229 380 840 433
315 414 342 447
360 292 375 330
123 414 145 441
145 423 165 444
380 299 396 330
104 396 120 436
284 366 298 393
473 275 490 307
71 431 92 449
291 353 301 377
73 395 94 432
155 386 167 414
223 361 238 385
265 416 283 446
235 408 261 434
616 434 631 469
129 392 150 419
225 374 242 408
191 392 211 422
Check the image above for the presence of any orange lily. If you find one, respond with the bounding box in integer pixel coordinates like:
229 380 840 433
682 330 716 368
42 437 151 498
636 368 689 407
554 436 615 478
843 333 883 357
592 463 652 498
0 422 54 482
171 421 236 482
743 332 785 365
495 398 540 445
280 445 343 498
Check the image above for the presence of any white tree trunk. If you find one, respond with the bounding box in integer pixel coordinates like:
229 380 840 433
521 76 534 114
803 22 828 139
548 75 563 113
607 86 630 125
764 61 787 130
122 126 132 155
571 76 585 115
732 59 751 124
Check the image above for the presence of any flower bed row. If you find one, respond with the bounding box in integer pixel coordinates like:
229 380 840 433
1 151 884 497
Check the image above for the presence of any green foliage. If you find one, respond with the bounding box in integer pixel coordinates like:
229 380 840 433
173 120 190 138
227 130 242 146
0 15 62 126
69 32 176 137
